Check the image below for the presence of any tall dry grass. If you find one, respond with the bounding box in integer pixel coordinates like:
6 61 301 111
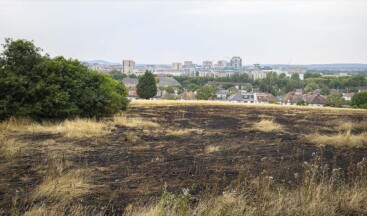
113 114 160 129
125 158 367 216
31 169 92 203
307 119 367 148
306 131 367 148
0 117 110 138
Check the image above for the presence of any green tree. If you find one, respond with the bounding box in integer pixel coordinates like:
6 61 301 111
351 92 367 108
165 86 174 94
128 74 137 78
109 69 126 81
321 86 330 95
137 71 157 99
304 82 319 92
0 38 129 120
304 72 322 79
223 83 234 90
325 94 345 107
291 73 300 81
196 85 216 100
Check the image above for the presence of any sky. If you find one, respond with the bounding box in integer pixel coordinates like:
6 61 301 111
0 0 367 65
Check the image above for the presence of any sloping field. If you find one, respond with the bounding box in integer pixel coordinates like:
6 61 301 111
1 101 367 215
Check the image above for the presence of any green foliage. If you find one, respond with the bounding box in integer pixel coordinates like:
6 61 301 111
157 184 191 216
0 39 129 120
325 94 346 107
196 85 216 100
137 70 157 99
304 82 319 93
165 86 175 94
222 83 234 90
351 92 367 108
304 72 322 79
166 95 177 100
291 73 300 81
128 74 137 78
321 86 330 95
109 69 126 81
296 100 307 106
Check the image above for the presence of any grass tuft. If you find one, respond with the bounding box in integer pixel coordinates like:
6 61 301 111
251 119 283 133
32 169 92 203
204 145 220 154
166 128 203 136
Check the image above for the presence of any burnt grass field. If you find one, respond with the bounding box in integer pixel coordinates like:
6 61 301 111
1 103 367 215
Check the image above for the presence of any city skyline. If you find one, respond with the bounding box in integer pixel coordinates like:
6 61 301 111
1 0 367 64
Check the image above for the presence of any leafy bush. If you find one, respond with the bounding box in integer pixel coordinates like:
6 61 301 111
0 38 128 120
351 92 367 109
196 85 216 100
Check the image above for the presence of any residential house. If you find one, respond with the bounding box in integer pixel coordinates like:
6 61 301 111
256 93 276 104
179 91 196 100
158 77 181 88
127 87 138 100
227 92 245 103
122 78 139 88
216 90 229 100
282 91 304 105
227 91 256 103
303 90 327 106
342 93 355 101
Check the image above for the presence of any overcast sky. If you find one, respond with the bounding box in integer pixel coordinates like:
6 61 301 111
1 0 367 64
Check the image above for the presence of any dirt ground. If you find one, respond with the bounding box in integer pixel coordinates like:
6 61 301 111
1 104 367 214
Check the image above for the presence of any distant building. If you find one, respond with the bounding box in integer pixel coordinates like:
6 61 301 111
172 62 182 70
157 77 181 87
183 61 193 67
203 61 213 68
286 66 306 80
230 56 242 69
122 60 135 74
122 78 139 88
216 60 227 67
251 71 269 80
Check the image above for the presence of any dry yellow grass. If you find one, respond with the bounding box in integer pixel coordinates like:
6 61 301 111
0 138 27 159
251 119 283 133
0 118 110 138
125 176 367 216
166 128 203 136
114 114 160 129
306 131 367 148
24 204 104 216
49 118 110 138
32 169 92 203
204 145 220 154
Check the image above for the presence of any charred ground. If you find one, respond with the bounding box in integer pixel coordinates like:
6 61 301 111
1 104 367 215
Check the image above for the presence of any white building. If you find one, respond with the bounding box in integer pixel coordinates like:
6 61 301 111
230 56 242 69
122 60 135 74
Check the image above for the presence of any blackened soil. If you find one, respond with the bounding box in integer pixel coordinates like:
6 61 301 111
1 105 367 215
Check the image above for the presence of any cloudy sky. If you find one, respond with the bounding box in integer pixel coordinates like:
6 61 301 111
0 0 366 64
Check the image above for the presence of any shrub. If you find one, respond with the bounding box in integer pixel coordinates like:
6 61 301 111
0 38 128 120
351 92 367 109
